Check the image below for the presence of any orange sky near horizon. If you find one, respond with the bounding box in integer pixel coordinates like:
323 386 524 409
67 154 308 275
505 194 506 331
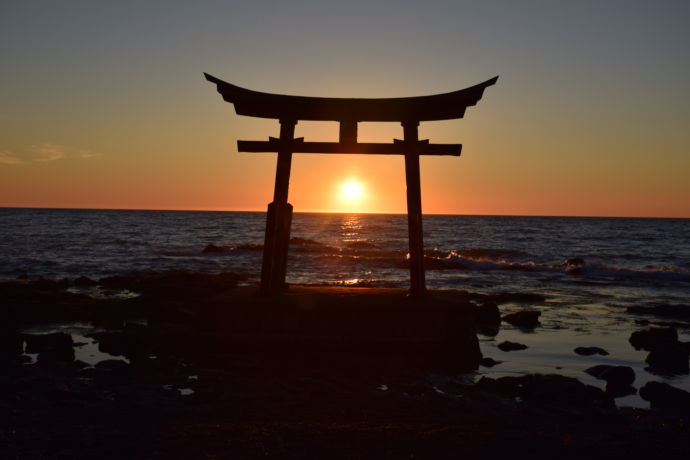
1 1 689 218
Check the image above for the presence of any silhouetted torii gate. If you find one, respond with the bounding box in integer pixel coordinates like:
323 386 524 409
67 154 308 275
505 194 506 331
205 73 497 295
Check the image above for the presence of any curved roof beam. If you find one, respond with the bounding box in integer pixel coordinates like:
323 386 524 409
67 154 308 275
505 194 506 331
204 73 498 122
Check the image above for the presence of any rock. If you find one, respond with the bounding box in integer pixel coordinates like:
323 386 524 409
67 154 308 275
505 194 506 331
645 341 690 374
0 333 23 356
201 244 226 254
95 359 129 372
24 332 73 352
498 341 528 352
629 327 678 351
74 276 98 286
640 381 690 411
561 258 585 274
24 332 75 363
474 301 501 324
479 357 501 367
585 365 636 395
574 346 609 356
475 374 614 412
502 310 541 329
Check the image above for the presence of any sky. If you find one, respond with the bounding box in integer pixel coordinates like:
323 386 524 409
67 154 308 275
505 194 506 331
1 0 689 217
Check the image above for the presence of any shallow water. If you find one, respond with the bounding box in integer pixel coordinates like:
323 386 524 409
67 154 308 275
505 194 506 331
2 208 689 407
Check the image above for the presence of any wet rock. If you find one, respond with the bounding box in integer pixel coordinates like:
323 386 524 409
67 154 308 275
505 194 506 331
645 341 690 374
23 332 75 363
502 310 541 329
474 301 501 324
640 381 690 411
98 275 137 289
629 327 678 351
498 341 528 352
201 244 226 254
0 333 23 356
475 374 614 412
480 357 501 367
585 365 636 395
24 332 73 353
90 326 151 360
574 346 609 356
561 258 585 274
74 276 98 286
95 359 129 372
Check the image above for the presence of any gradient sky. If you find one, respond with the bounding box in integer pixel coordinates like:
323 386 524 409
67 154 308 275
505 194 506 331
1 0 689 217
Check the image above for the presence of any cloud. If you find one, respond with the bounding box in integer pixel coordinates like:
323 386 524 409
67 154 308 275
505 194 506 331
31 143 66 162
0 150 24 165
0 143 101 165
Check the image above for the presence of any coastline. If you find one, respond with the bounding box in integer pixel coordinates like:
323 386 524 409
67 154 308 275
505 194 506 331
2 272 689 458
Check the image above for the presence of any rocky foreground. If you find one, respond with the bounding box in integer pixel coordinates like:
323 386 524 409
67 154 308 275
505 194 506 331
1 272 689 459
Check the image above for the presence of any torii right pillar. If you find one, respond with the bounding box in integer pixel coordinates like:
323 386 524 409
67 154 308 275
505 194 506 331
403 121 426 296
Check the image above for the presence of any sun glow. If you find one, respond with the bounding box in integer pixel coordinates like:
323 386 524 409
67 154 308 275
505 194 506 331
340 179 365 203
338 178 366 211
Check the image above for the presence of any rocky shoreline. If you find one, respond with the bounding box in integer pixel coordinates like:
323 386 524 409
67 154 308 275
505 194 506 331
1 272 689 458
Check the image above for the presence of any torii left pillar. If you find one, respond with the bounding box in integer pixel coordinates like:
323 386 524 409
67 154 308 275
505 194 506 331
260 119 296 293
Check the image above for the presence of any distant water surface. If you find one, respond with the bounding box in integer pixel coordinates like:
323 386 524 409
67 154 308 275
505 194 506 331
1 208 689 407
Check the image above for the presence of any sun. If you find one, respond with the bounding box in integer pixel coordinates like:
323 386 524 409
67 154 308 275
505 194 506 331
339 179 365 203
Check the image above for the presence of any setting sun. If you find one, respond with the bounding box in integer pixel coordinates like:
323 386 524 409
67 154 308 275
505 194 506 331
340 179 365 203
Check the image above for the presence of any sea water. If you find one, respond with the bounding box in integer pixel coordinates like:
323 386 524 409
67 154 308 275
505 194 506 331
1 208 689 407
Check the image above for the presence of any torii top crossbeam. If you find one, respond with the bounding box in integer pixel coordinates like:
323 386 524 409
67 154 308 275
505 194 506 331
205 73 497 122
205 73 497 294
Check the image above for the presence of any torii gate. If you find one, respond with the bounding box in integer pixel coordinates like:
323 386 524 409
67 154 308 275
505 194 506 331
205 73 497 295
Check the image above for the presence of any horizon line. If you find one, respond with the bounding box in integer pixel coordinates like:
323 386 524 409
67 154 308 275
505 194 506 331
1 205 688 220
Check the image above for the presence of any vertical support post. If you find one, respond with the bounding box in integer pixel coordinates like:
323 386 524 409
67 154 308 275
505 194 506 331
402 121 426 296
260 119 297 293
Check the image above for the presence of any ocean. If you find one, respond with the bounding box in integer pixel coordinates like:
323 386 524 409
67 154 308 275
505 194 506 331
1 208 689 407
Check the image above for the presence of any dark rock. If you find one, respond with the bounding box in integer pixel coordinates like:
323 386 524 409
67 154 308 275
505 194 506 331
497 341 528 352
629 327 678 351
574 346 609 356
201 244 226 254
561 258 585 274
90 327 151 360
585 365 635 395
480 357 501 367
640 381 690 411
24 332 75 363
561 257 585 267
16 273 28 280
29 277 70 290
98 275 137 289
95 359 129 372
475 374 614 412
0 333 23 356
24 332 73 353
502 310 541 329
645 341 690 374
474 301 501 324
74 276 98 286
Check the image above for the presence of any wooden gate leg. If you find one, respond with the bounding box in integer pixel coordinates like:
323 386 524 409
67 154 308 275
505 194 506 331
260 120 296 293
403 121 426 296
